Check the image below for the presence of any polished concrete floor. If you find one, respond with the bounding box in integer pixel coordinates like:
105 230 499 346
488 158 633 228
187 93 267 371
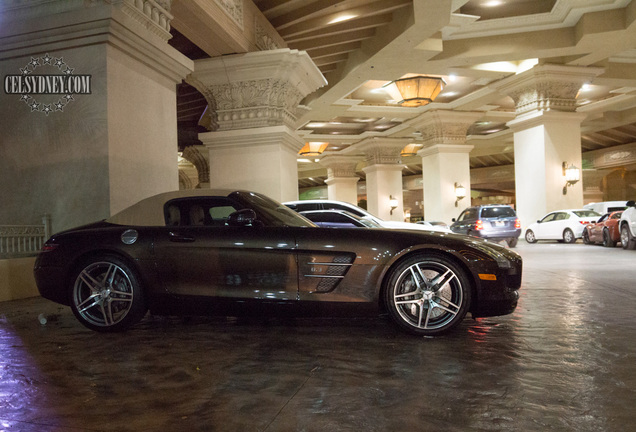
1 241 635 432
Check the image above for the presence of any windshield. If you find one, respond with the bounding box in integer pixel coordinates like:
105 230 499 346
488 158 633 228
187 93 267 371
573 210 601 218
231 191 316 227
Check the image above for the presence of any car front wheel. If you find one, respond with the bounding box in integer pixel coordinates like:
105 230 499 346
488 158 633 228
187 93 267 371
70 256 147 332
384 254 471 336
525 230 537 244
582 229 591 245
563 228 576 243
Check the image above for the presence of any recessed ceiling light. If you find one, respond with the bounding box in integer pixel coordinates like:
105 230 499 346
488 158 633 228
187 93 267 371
483 1 503 6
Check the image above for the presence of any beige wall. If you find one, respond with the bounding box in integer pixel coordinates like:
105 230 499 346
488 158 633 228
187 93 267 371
0 258 39 302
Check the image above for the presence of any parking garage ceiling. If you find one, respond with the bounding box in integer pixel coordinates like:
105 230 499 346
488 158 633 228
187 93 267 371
172 0 636 191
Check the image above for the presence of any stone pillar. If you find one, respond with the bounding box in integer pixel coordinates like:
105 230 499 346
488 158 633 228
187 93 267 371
413 111 480 224
353 138 408 221
0 1 193 233
493 64 604 228
319 155 361 205
187 49 326 202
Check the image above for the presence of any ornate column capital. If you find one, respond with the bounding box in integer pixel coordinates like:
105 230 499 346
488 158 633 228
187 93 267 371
410 110 481 147
348 137 410 165
491 64 604 115
319 154 362 179
187 49 326 131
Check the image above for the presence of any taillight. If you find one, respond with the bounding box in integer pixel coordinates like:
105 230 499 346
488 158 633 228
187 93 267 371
514 219 521 229
475 220 484 230
579 221 590 225
41 243 58 252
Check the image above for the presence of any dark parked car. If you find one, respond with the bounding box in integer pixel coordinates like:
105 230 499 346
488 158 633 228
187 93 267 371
34 190 522 336
450 205 521 247
582 211 623 247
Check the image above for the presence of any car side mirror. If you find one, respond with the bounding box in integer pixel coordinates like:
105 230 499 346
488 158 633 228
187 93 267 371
627 200 636 207
451 218 456 222
227 209 259 227
537 220 541 223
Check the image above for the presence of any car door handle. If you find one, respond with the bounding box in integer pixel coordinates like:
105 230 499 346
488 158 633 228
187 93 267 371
168 232 195 243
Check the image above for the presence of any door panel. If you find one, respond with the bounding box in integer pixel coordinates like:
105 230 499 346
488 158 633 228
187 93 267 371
154 226 298 301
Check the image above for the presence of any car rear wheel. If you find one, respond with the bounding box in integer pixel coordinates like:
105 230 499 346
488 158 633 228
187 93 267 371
621 225 636 250
70 256 147 332
603 228 616 248
384 254 471 336
563 228 576 244
525 230 537 244
507 237 518 248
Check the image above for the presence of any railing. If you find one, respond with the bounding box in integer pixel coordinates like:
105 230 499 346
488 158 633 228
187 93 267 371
0 215 51 259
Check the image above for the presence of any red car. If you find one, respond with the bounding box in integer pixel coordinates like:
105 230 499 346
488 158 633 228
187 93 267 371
583 211 623 247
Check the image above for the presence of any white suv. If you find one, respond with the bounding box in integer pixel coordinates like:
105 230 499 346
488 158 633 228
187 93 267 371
619 200 636 249
283 200 451 233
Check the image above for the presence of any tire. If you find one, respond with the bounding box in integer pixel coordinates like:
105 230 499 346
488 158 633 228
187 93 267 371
384 254 471 336
70 255 147 332
507 237 518 248
525 230 537 244
603 228 616 248
621 225 636 250
582 229 591 245
563 228 576 244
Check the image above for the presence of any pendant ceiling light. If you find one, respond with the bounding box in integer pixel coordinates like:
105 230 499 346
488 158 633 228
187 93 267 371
298 142 328 156
384 76 446 107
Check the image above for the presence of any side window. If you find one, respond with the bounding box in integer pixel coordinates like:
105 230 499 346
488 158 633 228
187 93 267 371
327 203 364 217
294 203 321 212
457 210 469 222
164 198 240 226
541 213 556 223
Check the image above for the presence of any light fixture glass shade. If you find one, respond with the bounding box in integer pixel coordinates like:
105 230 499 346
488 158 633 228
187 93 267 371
400 143 421 157
564 164 580 183
389 196 399 209
298 142 328 156
385 76 446 107
454 183 466 199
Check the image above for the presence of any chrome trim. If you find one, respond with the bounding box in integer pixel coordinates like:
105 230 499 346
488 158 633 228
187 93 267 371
304 275 345 279
306 262 352 266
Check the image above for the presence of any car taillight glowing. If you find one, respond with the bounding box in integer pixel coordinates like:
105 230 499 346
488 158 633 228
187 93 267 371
579 221 590 225
514 219 521 229
475 220 484 230
41 243 58 252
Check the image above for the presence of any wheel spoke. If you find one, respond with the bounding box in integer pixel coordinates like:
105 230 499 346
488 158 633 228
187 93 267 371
104 264 118 287
431 299 460 315
79 270 102 292
77 294 101 314
395 289 419 299
409 266 423 289
430 270 455 292
395 298 420 305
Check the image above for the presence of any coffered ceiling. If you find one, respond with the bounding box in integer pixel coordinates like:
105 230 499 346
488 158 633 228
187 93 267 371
171 0 636 192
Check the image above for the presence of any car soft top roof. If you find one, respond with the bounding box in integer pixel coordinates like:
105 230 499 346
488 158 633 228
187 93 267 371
106 189 237 227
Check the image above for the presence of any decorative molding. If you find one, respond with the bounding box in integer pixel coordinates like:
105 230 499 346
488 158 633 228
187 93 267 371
411 110 481 146
121 0 174 41
319 155 361 179
492 64 604 115
182 145 210 183
214 0 243 29
255 19 282 51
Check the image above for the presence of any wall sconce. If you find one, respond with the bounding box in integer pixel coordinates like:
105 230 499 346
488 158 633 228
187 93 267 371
389 195 399 215
454 182 466 207
562 162 580 195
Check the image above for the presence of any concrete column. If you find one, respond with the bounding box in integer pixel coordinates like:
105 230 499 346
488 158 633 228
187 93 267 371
493 64 604 228
351 138 408 221
412 111 481 224
419 145 474 223
187 49 326 202
508 111 587 227
319 155 361 205
0 1 193 233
